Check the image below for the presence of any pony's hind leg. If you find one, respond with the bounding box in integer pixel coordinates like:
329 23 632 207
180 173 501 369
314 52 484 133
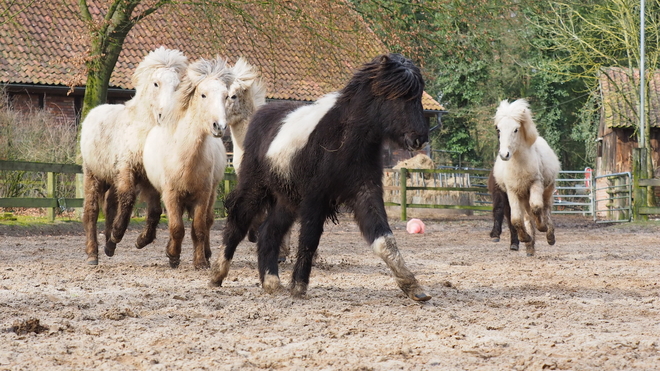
257 203 295 294
353 188 431 302
504 193 520 251
82 172 104 265
135 182 162 249
103 186 119 257
490 188 505 242
543 186 556 245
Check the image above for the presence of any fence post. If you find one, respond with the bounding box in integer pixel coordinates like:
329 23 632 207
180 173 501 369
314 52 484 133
632 148 648 221
75 173 84 219
46 172 56 222
400 168 407 221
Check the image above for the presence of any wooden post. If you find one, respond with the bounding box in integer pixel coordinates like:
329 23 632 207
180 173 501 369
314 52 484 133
632 148 648 221
400 168 407 221
46 172 56 222
75 173 84 219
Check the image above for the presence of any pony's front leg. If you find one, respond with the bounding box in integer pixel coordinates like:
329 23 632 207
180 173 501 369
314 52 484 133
353 189 431 302
83 172 103 265
257 203 295 294
529 180 548 232
135 181 162 249
162 189 184 268
210 189 261 287
109 169 138 246
507 191 532 243
523 212 536 256
190 198 211 270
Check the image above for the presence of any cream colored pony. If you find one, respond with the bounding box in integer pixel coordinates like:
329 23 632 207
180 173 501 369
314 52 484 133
80 47 188 265
226 57 267 173
142 56 233 269
492 99 561 256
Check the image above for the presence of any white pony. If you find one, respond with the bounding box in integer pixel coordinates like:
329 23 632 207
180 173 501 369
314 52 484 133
142 56 233 269
226 57 267 173
492 99 561 256
80 47 188 265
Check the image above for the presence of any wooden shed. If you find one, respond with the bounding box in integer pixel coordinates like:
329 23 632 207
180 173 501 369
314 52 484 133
596 67 660 177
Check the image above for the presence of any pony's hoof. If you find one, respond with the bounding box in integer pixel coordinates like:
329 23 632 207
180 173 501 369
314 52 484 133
510 244 519 251
135 234 153 249
87 257 98 266
412 292 432 302
290 281 308 298
194 261 210 270
547 234 556 245
262 274 283 294
209 276 223 287
169 257 180 269
247 229 258 243
104 241 116 257
491 237 500 242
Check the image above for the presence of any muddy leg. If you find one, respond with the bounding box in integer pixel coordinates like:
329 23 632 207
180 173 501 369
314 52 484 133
103 187 118 257
162 189 184 268
190 198 210 269
136 181 162 249
83 172 104 265
543 186 556 245
353 187 430 302
524 215 536 256
110 170 138 245
507 192 532 243
210 188 264 286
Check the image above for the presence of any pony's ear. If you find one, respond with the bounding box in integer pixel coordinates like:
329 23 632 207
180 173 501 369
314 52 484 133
521 107 539 146
379 54 390 64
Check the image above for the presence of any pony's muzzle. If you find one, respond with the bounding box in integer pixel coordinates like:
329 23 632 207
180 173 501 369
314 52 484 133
404 133 428 151
499 151 511 161
212 121 225 138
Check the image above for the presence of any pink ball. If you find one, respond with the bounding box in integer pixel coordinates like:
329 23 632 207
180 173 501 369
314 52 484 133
406 218 425 234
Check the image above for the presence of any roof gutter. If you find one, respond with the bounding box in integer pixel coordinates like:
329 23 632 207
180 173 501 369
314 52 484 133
2 83 135 99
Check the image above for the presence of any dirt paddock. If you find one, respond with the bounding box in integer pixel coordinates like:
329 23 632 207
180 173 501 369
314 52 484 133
1 214 659 370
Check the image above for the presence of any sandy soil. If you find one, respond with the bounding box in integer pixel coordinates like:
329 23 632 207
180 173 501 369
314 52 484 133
1 214 659 370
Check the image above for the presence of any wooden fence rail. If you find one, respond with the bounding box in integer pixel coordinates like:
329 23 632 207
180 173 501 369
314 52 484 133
0 160 237 222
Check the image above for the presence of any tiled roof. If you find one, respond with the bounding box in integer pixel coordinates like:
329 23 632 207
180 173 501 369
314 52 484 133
600 67 660 128
0 0 444 111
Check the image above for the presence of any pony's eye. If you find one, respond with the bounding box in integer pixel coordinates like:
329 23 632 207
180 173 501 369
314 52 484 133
514 128 518 133
231 95 237 100
201 94 206 98
154 82 159 87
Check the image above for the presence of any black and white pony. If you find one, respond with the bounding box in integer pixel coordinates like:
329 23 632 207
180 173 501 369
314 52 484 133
210 54 432 302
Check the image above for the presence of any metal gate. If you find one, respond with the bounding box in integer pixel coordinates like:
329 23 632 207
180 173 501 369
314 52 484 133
592 172 632 223
553 169 594 215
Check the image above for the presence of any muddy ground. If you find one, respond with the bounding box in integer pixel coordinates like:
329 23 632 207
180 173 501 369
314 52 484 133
0 214 659 370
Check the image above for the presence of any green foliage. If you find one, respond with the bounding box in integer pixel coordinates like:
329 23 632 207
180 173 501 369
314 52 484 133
0 91 78 199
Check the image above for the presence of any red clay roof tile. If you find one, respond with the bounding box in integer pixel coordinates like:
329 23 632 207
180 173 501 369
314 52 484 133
1 0 443 111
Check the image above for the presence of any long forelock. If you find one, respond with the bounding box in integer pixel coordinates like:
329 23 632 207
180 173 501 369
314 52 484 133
495 99 538 145
343 54 424 102
132 47 188 88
